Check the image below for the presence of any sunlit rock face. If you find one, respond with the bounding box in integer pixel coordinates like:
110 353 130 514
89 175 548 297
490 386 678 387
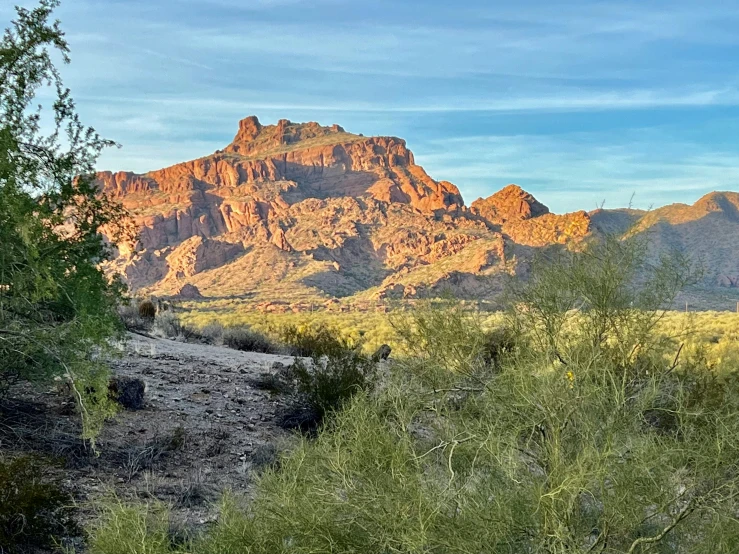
98 116 672 304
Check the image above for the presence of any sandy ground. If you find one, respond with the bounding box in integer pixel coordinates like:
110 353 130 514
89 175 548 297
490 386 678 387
1 332 302 534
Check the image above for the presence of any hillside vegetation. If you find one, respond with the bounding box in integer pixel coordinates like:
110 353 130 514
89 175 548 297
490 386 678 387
90 237 739 553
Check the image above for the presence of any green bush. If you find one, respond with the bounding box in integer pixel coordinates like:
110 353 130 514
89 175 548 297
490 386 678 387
0 455 79 553
278 322 356 358
154 311 208 343
0 0 126 440
88 500 181 554
199 321 225 344
138 300 157 321
223 326 280 353
291 347 377 421
87 236 739 552
390 298 497 389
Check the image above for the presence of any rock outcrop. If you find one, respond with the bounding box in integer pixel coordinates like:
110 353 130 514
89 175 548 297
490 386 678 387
471 184 550 224
98 116 735 308
176 283 203 299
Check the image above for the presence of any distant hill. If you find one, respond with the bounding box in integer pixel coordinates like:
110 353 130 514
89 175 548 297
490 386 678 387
98 116 739 311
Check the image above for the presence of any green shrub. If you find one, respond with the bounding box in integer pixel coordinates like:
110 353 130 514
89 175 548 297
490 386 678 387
278 322 357 358
506 234 697 370
154 311 208 343
275 322 377 427
0 455 79 553
138 300 157 321
0 0 127 440
223 326 280 353
199 321 224 344
88 500 181 554
291 347 377 421
390 298 497 389
86 236 739 552
480 326 517 369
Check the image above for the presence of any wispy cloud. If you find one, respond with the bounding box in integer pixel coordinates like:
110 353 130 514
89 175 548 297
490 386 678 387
76 87 739 114
4 0 737 211
416 131 739 212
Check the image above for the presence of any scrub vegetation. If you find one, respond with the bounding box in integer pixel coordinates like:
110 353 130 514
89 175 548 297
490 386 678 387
89 237 739 553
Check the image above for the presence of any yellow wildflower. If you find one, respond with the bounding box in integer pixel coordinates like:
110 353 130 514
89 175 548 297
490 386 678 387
565 370 575 389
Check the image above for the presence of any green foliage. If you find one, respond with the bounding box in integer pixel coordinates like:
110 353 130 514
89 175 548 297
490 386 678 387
278 321 358 358
177 301 400 354
263 322 380 426
291 344 377 420
390 298 504 388
0 455 79 552
223 325 280 353
507 235 696 370
88 500 182 554
153 311 208 343
0 1 127 439
89 233 739 553
138 300 157 320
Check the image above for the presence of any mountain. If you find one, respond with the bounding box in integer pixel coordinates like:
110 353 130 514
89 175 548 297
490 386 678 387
98 116 739 311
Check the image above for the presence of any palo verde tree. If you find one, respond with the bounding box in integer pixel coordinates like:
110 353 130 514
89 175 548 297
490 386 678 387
90 234 739 553
0 0 130 441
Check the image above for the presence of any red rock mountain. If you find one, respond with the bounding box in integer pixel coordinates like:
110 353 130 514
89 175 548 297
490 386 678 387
98 117 739 310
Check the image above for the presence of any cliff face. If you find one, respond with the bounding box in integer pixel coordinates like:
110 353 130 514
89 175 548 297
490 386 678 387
471 184 550 224
98 116 734 309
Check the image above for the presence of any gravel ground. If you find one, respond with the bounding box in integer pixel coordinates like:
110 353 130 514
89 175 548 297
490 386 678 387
1 332 302 536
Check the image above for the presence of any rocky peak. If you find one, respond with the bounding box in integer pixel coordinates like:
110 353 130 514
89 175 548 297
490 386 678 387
693 191 739 219
471 184 550 225
234 115 263 143
226 115 350 156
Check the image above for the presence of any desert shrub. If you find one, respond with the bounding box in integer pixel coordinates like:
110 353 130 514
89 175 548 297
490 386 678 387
0 455 79 552
222 326 280 353
274 322 377 428
278 322 357 358
506 234 697 371
88 500 182 554
199 321 224 344
291 347 377 421
119 301 149 332
389 298 499 389
178 305 400 354
480 326 517 369
0 1 128 440
87 236 739 552
138 300 157 321
153 311 207 343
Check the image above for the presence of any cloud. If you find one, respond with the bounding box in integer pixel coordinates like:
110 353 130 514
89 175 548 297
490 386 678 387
415 132 739 212
74 86 739 116
7 0 737 214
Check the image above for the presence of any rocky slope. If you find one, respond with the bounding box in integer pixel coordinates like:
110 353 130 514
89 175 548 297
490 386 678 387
98 116 739 310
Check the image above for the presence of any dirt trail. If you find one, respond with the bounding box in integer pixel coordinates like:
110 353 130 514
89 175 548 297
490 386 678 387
1 333 300 528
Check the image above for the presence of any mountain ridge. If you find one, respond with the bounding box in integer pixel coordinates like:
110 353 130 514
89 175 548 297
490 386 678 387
98 116 739 310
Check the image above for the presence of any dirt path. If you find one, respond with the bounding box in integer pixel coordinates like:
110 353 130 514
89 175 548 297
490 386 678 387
1 333 301 531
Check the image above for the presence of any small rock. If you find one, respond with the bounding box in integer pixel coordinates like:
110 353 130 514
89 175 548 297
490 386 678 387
372 344 392 361
108 376 146 410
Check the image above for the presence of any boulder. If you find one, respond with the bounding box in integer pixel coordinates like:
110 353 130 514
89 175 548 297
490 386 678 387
372 344 392 361
177 283 202 299
108 376 146 410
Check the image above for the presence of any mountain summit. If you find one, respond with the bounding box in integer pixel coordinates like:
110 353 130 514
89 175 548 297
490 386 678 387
98 117 739 310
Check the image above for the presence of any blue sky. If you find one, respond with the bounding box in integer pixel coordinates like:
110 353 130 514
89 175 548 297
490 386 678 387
4 0 739 213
